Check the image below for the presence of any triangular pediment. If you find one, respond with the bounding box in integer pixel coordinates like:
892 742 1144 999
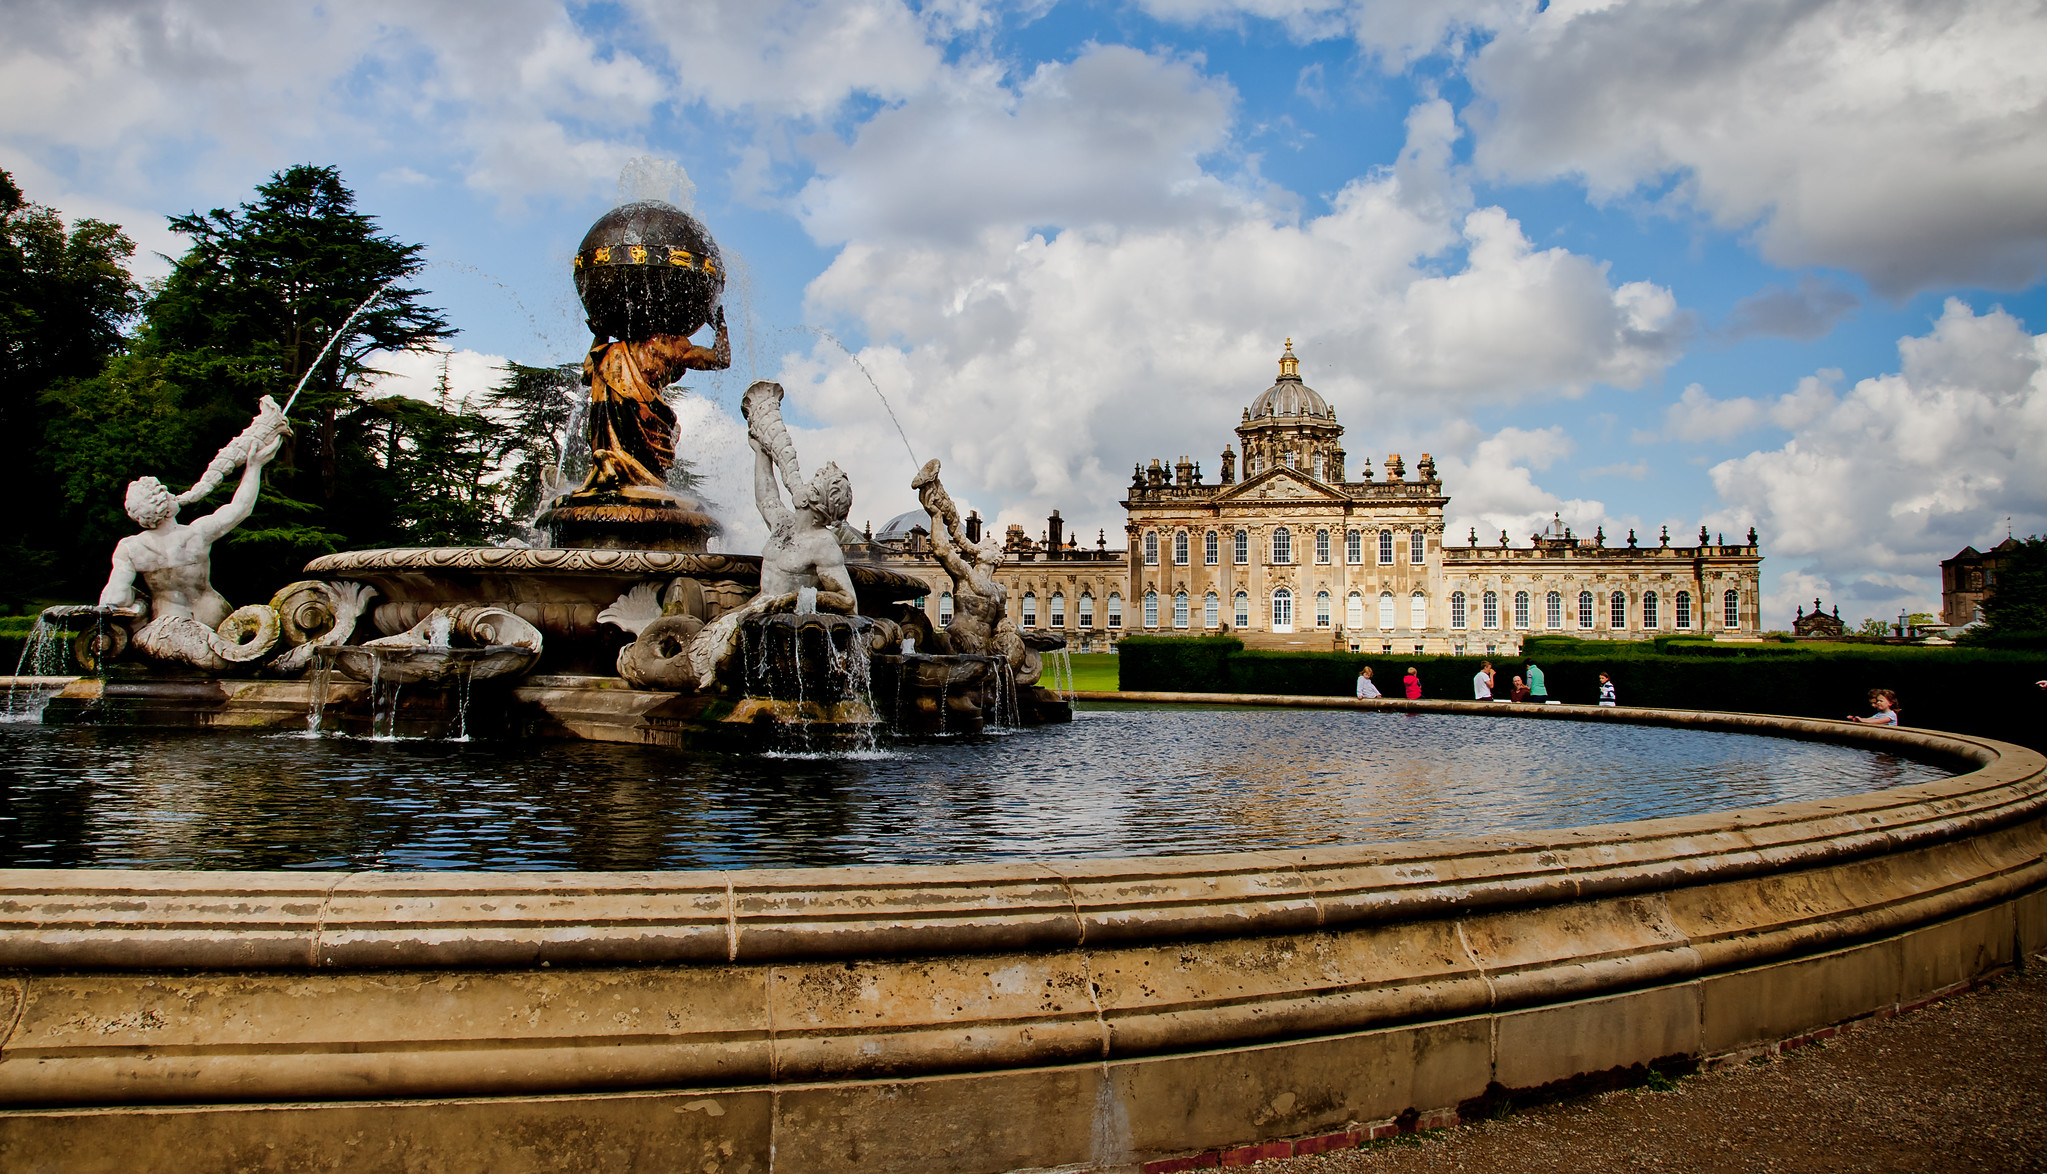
1217 468 1349 503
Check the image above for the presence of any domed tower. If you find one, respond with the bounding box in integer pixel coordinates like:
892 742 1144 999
1237 340 1346 483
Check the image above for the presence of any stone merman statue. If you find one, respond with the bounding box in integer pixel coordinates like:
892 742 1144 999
684 380 857 687
912 458 1042 686
96 397 291 669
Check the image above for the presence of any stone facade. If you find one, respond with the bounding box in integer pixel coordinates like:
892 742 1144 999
1942 537 2023 627
863 343 1765 652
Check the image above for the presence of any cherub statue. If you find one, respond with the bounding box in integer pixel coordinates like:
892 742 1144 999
912 458 1041 686
684 380 857 686
95 397 291 669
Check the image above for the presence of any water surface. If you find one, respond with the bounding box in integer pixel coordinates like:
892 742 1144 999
0 705 1950 871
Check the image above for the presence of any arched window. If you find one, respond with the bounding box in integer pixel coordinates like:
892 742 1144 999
1514 590 1530 629
1204 531 1219 565
1315 529 1331 564
1143 532 1158 565
1675 591 1693 629
1482 590 1499 629
1203 591 1219 629
1546 591 1564 630
1234 529 1250 564
1610 590 1626 629
939 592 954 627
1272 587 1294 631
1272 527 1292 564
1108 592 1123 629
1050 591 1066 628
1173 531 1189 565
1143 590 1158 629
1643 591 1659 628
1451 591 1468 629
1410 531 1426 564
1410 591 1427 630
1173 590 1190 629
1234 591 1250 628
1022 592 1038 628
1378 530 1394 565
1724 589 1741 629
1316 590 1332 628
1346 529 1362 564
1378 591 1396 630
1346 591 1365 629
1078 592 1094 628
1577 590 1595 629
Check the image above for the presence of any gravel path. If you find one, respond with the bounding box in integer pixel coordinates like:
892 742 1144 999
1268 956 2047 1174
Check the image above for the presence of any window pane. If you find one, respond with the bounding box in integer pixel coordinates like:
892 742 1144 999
1451 591 1467 629
1204 591 1219 628
1234 591 1249 628
1108 593 1122 628
1272 588 1293 629
1144 533 1157 565
1675 591 1692 629
939 592 954 626
1379 592 1395 630
1234 530 1249 564
1204 531 1218 565
1410 531 1425 564
1724 589 1740 629
1316 530 1330 563
1272 527 1291 563
1022 592 1037 628
1346 592 1364 628
1172 532 1187 564
1514 591 1530 628
1643 591 1658 628
1577 590 1594 629
1316 590 1331 627
1379 531 1393 564
1482 590 1498 629
1050 592 1065 628
1610 590 1626 629
1079 593 1094 627
1346 529 1362 564
1547 592 1563 629
1410 592 1426 629
1173 591 1189 629
1143 591 1157 628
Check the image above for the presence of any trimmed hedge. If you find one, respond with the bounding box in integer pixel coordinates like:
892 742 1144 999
1115 635 2047 752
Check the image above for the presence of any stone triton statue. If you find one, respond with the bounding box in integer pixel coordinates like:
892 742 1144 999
913 458 1042 686
683 380 857 687
95 397 291 669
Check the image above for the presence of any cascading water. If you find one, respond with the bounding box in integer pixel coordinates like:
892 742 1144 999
3 618 71 722
306 653 334 737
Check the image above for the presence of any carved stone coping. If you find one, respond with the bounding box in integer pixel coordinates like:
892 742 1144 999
303 546 931 601
0 707 2031 974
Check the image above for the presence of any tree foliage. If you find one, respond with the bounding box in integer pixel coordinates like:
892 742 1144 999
1980 537 2047 637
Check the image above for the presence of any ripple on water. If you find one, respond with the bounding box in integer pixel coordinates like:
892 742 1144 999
0 707 1953 871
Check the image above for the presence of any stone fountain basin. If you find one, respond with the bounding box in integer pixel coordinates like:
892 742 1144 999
302 547 931 644
324 643 540 686
0 707 2039 1173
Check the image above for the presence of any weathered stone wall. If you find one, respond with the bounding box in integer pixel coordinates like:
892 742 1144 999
1 704 2041 1173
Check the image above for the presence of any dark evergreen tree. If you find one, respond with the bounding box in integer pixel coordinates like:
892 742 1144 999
0 170 144 608
484 361 582 522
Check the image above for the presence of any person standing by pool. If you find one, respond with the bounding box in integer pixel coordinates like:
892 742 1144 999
1848 688 1900 725
1473 660 1494 700
1404 666 1422 700
1597 672 1617 706
1355 664 1381 699
1527 662 1548 703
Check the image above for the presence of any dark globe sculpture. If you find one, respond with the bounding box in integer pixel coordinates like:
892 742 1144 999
573 201 725 341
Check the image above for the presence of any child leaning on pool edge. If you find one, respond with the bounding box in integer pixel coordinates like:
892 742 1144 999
1849 688 1900 726
1403 667 1422 700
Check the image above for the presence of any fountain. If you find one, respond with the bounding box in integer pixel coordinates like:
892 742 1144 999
33 198 1070 742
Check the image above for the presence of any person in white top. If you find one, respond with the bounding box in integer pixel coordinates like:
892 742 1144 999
1355 665 1381 699
1848 688 1899 726
1472 660 1494 700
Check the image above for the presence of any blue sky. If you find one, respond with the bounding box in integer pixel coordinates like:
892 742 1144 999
6 0 2045 625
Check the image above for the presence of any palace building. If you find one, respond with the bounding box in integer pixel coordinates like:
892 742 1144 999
863 343 1764 653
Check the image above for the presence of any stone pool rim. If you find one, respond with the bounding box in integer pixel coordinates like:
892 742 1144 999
2 699 2041 1174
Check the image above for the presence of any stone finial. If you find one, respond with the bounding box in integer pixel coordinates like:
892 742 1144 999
1469 526 1478 545
1417 453 1437 482
1659 524 1670 547
1593 524 1605 547
1699 525 1711 545
1627 528 1638 548
1747 525 1759 546
1500 530 1509 546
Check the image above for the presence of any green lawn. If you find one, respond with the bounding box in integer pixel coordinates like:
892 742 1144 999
1057 652 1120 691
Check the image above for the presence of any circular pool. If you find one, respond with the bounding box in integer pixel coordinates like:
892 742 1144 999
0 704 1950 870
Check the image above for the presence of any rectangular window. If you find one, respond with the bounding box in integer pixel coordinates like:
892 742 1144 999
1410 531 1425 564
1234 530 1249 565
1144 533 1158 565
1346 529 1362 564
1482 591 1498 630
1450 592 1467 629
1514 591 1529 629
1410 593 1427 630
1173 532 1188 565
1315 530 1330 564
1378 531 1393 565
1204 531 1218 565
1378 592 1395 630
1143 592 1158 628
1316 592 1331 628
1173 592 1189 629
1204 592 1219 628
1234 592 1250 628
1346 592 1364 628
